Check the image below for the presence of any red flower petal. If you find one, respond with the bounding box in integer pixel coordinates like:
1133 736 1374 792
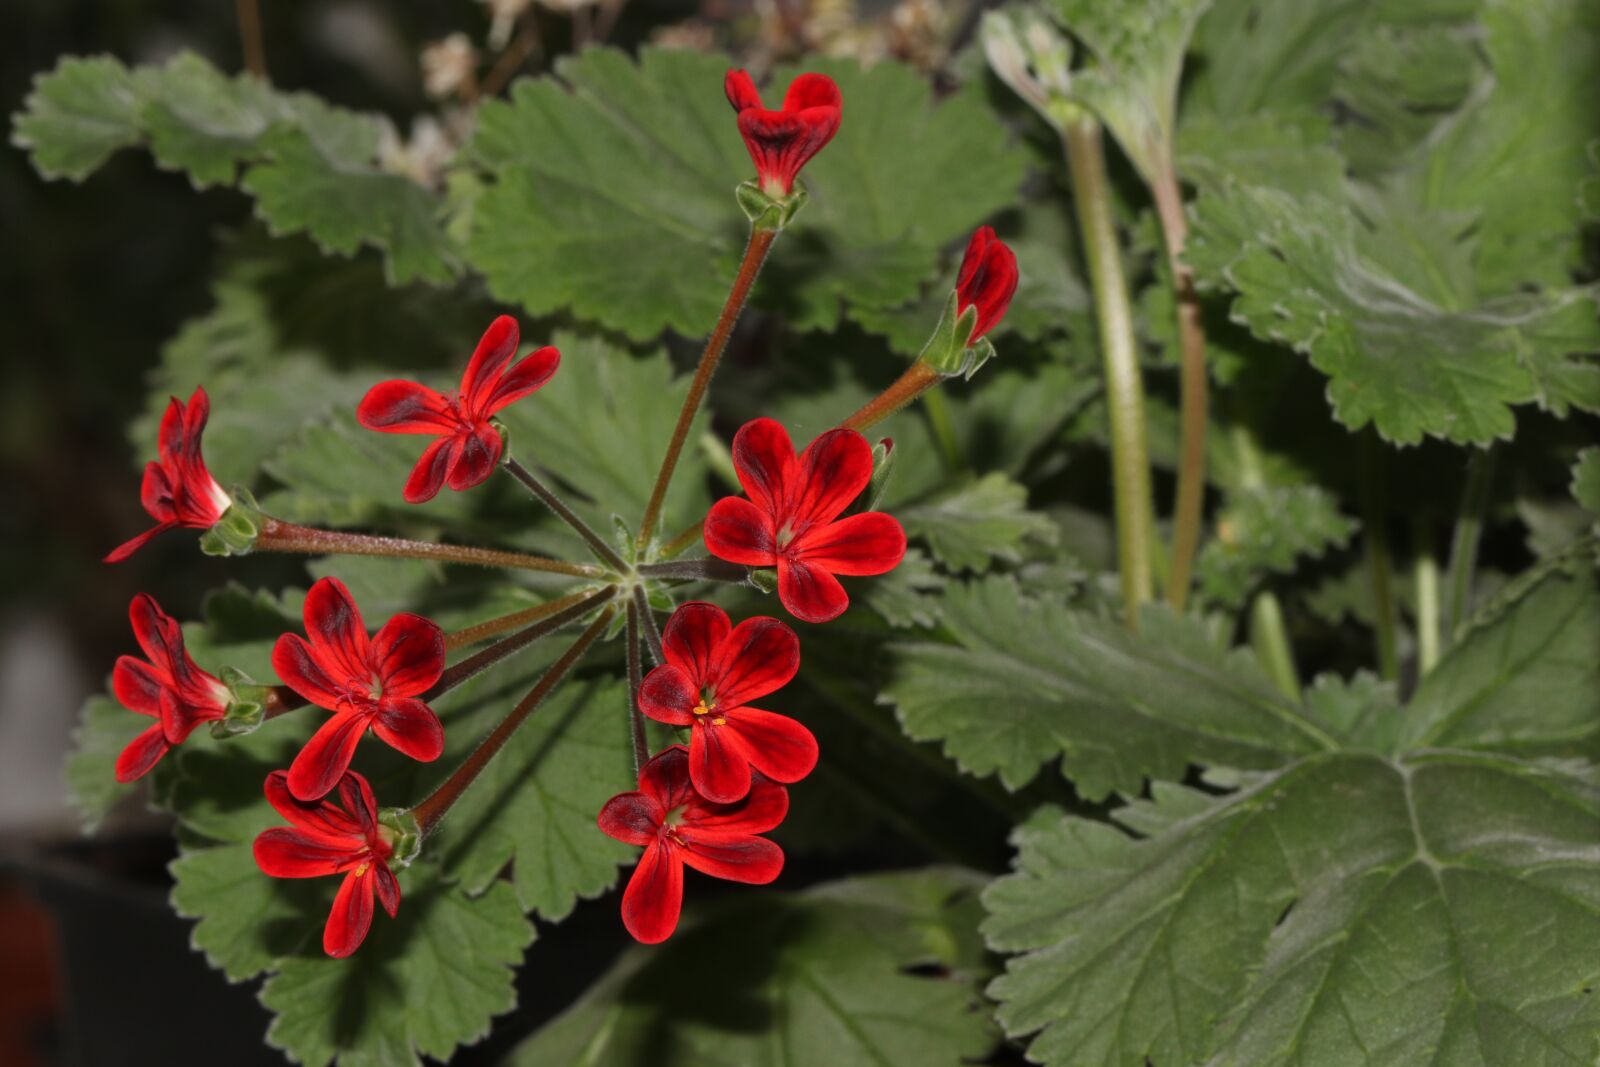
682 773 789 835
783 72 843 113
660 601 732 681
335 771 381 839
675 830 784 884
272 633 345 709
371 697 445 762
711 616 799 707
264 770 365 842
287 712 369 801
460 315 521 415
112 655 164 717
324 866 377 958
724 68 763 112
302 578 370 683
103 521 172 563
688 723 753 804
253 827 362 878
704 496 777 567
480 346 560 415
114 723 171 783
369 613 445 697
636 745 696 811
720 706 818 785
955 226 1019 343
356 380 457 435
128 593 178 673
638 664 698 726
776 557 850 624
403 436 455 504
138 461 176 522
729 417 795 516
794 511 906 576
158 688 219 745
372 863 401 919
620 839 683 944
445 423 503 492
597 790 664 847
790 428 873 529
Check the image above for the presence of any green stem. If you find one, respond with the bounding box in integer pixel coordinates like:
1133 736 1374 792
1413 519 1441 675
634 558 749 583
254 517 600 577
502 456 629 573
631 586 664 665
921 388 963 472
1361 434 1400 680
637 225 778 550
1444 448 1495 640
1063 116 1154 628
624 600 650 774
1228 423 1297 697
411 606 616 837
443 588 605 652
657 519 705 561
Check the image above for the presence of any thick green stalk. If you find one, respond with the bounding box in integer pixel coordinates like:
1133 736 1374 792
1361 434 1400 680
1444 448 1495 640
1063 116 1154 628
1413 520 1441 674
1229 423 1298 698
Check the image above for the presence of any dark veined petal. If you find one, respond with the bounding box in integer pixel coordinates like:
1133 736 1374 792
776 557 849 624
272 633 345 710
263 770 365 843
637 664 699 726
794 511 906 576
480 345 560 416
372 863 401 919
113 723 171 783
112 655 165 717
158 688 222 745
635 745 696 812
719 706 818 785
955 225 1020 343
103 520 173 563
445 422 503 492
323 866 377 958
335 771 381 839
460 315 521 414
371 697 445 762
127 593 180 676
301 578 370 684
253 827 362 878
369 613 445 697
660 601 732 684
688 722 753 804
356 380 458 435
724 68 763 112
789 428 873 529
728 417 794 517
287 712 370 801
675 830 784 885
704 496 777 567
403 436 456 504
621 839 683 944
682 771 789 835
597 790 665 848
710 616 799 708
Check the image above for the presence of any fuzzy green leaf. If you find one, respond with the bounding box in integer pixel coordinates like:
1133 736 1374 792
880 577 1331 797
467 48 1024 340
504 868 996 1067
985 752 1600 1067
1197 484 1356 607
899 472 1058 573
63 696 148 832
858 547 944 629
10 55 141 179
1572 448 1600 521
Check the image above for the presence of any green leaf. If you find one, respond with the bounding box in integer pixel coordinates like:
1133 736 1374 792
1187 181 1600 445
1300 670 1403 752
170 843 327 982
1571 447 1600 521
1401 562 1600 757
880 577 1332 797
10 55 141 180
258 863 533 1067
1196 484 1357 607
1175 113 1346 199
503 868 996 1067
467 48 1024 340
1185 0 1370 121
985 752 1600 1067
899 471 1058 573
64 696 147 832
857 547 944 629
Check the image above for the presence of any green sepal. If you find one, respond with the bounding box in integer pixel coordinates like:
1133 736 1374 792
735 180 809 231
379 808 423 870
748 568 779 594
490 416 513 461
914 290 997 380
197 487 262 557
867 438 898 512
611 515 640 566
210 664 270 739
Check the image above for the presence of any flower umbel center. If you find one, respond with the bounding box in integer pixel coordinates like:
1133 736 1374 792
692 695 725 726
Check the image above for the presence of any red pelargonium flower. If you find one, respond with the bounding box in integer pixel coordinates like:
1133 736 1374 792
955 226 1019 345
597 745 786 944
704 418 906 624
725 69 842 198
356 315 559 504
105 387 232 562
272 577 446 801
253 770 400 958
110 593 230 782
638 602 816 803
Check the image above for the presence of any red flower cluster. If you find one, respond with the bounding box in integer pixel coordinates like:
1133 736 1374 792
358 316 560 503
110 593 229 781
105 387 232 562
955 225 1019 346
725 69 842 197
705 418 906 623
253 770 400 958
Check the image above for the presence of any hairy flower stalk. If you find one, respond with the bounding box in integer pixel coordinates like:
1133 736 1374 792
625 600 651 773
443 588 606 651
502 455 630 573
634 558 751 584
254 516 601 576
409 606 618 837
631 586 665 664
428 585 619 695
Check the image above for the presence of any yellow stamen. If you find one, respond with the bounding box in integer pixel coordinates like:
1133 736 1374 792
712 717 726 726
692 698 714 716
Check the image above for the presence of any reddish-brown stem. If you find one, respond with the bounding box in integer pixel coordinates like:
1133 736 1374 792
235 0 267 79
658 519 705 560
501 457 629 572
262 686 306 721
631 586 664 665
443 588 602 652
636 226 778 550
1151 163 1208 613
624 600 650 774
479 14 541 99
254 517 601 577
428 586 617 697
410 606 616 837
840 362 943 433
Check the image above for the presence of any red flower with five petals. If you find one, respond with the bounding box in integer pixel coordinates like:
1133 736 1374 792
253 770 400 958
704 418 906 624
955 226 1019 344
272 577 446 801
356 315 559 503
105 387 232 562
597 745 786 944
638 602 816 803
725 69 842 198
110 593 230 782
